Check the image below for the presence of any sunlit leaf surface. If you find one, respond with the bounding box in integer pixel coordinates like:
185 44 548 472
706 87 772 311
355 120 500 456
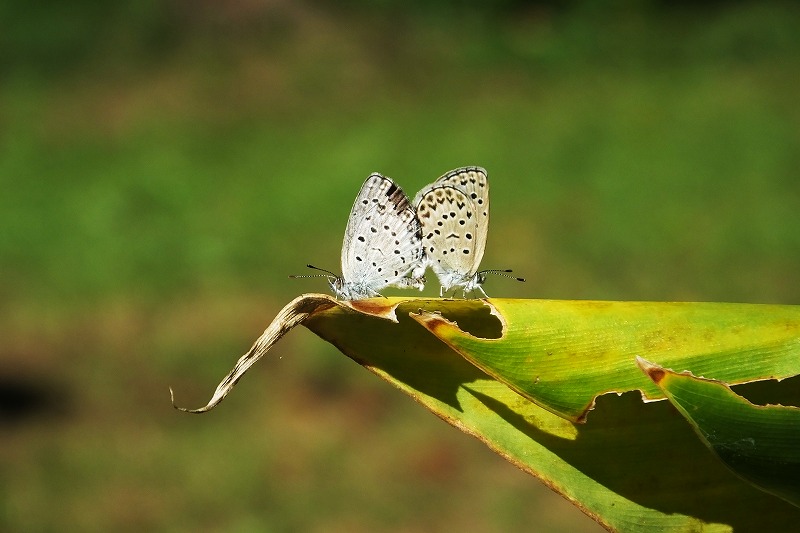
413 299 800 421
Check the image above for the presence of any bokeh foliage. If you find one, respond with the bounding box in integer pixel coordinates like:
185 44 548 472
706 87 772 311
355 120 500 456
1 1 799 531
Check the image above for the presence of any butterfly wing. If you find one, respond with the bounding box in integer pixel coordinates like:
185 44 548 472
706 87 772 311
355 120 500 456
414 166 489 293
341 173 423 297
431 166 489 269
416 185 481 291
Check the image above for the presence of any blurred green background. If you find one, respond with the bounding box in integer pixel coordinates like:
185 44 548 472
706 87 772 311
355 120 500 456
2 0 799 531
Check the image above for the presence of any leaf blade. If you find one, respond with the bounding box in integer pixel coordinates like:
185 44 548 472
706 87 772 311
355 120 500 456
304 298 800 531
414 299 800 421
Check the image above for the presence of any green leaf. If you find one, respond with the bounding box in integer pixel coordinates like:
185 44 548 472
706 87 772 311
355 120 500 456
172 295 800 530
412 299 800 422
641 358 800 509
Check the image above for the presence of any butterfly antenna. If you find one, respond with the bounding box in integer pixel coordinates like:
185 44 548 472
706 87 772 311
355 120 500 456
289 264 339 279
481 269 526 282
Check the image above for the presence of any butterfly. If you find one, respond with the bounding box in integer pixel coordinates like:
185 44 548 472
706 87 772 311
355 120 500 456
415 166 523 297
292 173 425 300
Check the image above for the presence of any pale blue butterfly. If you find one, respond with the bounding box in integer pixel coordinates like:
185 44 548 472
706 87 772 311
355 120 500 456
293 173 425 300
415 166 523 297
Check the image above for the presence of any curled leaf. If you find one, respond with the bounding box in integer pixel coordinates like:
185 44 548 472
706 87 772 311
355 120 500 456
173 295 800 530
169 293 388 412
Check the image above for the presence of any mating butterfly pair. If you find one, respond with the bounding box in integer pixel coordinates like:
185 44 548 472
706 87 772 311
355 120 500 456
293 167 522 300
